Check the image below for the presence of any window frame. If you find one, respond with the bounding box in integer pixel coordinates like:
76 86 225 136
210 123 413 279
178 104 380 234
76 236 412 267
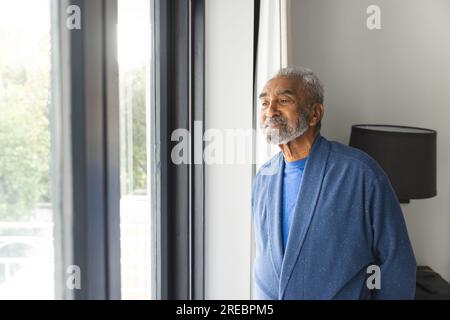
53 0 121 300
53 0 206 300
153 0 206 300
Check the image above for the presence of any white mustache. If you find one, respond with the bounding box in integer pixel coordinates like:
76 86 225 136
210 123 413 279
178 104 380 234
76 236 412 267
263 117 287 129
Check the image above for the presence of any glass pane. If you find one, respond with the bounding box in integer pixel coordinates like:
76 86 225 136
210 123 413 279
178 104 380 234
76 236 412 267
118 0 152 300
0 0 54 299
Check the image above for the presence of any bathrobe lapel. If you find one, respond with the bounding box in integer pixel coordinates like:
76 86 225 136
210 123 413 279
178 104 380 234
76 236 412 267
278 135 331 299
267 153 285 281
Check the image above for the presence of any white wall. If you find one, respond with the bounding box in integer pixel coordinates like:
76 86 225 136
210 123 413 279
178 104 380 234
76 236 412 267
205 0 254 299
289 0 450 281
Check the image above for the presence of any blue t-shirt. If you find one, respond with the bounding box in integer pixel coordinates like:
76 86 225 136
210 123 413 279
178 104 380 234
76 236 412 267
282 156 308 252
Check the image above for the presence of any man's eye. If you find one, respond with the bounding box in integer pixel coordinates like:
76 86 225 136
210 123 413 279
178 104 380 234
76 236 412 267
261 102 269 108
280 99 289 104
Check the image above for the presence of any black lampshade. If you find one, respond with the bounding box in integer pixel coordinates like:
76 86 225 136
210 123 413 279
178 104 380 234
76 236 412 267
349 125 437 203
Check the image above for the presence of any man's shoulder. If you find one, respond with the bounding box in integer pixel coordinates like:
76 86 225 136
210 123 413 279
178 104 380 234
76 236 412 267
253 136 387 181
327 138 385 180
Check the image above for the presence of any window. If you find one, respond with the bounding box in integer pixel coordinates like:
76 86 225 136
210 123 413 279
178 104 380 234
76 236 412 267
118 0 152 300
0 0 205 300
0 0 55 299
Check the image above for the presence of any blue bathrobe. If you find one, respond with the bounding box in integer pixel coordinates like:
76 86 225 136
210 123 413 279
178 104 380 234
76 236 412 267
251 134 416 299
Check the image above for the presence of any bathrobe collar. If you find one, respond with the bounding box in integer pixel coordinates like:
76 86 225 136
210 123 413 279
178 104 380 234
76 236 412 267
266 134 331 299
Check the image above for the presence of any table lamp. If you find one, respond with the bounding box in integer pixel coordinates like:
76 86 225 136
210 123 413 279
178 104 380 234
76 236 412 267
349 124 437 203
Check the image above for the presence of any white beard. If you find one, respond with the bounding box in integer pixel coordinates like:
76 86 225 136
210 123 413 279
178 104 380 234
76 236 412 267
262 111 309 145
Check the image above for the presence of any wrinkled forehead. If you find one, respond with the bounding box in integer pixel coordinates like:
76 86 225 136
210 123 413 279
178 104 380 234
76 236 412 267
260 76 304 98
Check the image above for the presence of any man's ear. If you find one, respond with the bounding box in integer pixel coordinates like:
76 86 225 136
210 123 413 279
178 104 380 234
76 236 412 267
309 103 324 127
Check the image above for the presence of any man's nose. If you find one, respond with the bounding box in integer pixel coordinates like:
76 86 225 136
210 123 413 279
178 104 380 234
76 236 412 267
265 101 280 117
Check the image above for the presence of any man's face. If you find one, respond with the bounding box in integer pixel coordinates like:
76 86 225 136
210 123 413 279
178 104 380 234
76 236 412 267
259 76 310 145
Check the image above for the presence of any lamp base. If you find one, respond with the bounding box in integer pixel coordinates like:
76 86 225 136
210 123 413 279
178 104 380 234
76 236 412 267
415 266 450 300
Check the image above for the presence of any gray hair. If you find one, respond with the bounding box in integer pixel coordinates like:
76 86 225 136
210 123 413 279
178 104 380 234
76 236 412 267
273 66 324 130
274 66 324 105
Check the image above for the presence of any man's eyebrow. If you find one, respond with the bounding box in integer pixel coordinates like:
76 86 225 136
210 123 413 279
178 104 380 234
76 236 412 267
275 89 295 96
259 89 295 98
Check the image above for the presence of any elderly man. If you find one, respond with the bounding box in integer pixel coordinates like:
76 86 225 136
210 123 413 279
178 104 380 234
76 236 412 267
251 66 416 299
